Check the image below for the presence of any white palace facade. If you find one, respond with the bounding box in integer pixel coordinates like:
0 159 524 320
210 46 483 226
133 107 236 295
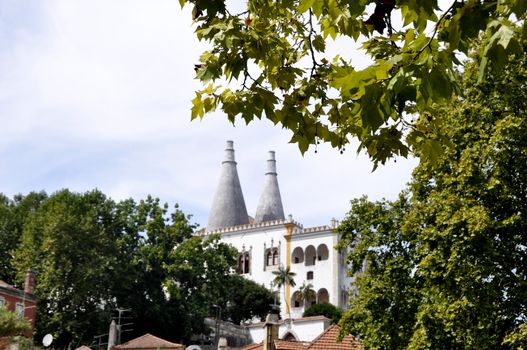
200 141 353 319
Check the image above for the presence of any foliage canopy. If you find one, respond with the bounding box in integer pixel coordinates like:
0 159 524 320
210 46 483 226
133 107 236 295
8 190 274 348
303 302 343 324
183 0 526 167
337 42 527 349
0 306 30 338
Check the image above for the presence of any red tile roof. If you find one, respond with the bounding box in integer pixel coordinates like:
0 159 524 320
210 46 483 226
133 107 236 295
235 340 309 350
306 325 363 350
236 324 362 350
236 343 263 350
113 334 184 350
274 340 310 350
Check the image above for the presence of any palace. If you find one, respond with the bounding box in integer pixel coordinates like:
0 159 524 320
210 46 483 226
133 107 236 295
201 141 352 319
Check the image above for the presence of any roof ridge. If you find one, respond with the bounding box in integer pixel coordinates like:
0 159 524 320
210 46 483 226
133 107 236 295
305 324 339 348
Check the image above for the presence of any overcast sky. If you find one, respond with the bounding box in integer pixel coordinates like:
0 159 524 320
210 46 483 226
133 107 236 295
0 0 418 229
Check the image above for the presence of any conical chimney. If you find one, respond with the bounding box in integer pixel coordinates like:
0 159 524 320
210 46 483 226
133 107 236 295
207 141 249 231
255 151 285 223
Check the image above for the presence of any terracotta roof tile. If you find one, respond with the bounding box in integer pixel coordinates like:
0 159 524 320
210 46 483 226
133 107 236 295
236 325 361 350
113 334 184 350
274 340 310 350
306 325 363 350
235 343 262 350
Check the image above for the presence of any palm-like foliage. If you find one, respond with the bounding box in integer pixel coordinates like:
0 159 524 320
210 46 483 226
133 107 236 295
297 281 315 309
272 265 296 320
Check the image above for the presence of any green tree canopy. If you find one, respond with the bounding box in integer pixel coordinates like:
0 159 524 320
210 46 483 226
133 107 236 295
0 306 30 338
219 274 277 324
13 190 127 348
0 192 47 284
7 190 276 346
183 0 526 167
303 302 342 324
337 41 527 349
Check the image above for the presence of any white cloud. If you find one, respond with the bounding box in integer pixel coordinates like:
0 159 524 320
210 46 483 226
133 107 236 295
0 0 418 230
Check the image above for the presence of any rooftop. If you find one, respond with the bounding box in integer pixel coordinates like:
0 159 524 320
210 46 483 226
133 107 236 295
112 334 184 350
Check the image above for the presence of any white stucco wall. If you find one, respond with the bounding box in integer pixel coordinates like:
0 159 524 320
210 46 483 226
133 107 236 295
206 217 354 319
247 316 332 343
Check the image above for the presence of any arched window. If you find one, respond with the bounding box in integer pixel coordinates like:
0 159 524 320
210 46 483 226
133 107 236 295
267 251 273 266
273 249 279 265
317 288 329 303
291 247 304 264
238 253 251 274
292 291 303 308
238 255 244 273
305 245 316 266
244 252 250 273
307 271 314 280
317 244 329 261
306 290 316 308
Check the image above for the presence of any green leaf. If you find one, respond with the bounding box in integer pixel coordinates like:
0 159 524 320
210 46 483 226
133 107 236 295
298 0 315 14
191 94 205 119
312 34 326 52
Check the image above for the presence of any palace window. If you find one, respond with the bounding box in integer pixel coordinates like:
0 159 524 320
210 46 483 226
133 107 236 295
307 271 314 280
265 248 279 267
238 252 251 274
273 250 279 265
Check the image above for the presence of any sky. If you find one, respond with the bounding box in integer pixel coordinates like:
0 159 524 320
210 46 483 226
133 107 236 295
0 0 418 229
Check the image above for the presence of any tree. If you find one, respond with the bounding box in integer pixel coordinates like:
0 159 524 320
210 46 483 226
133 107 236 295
221 274 277 324
183 0 526 166
272 265 296 319
338 42 527 349
296 281 315 310
111 196 199 344
337 196 419 349
0 192 47 284
0 306 30 338
164 234 238 341
303 302 342 324
7 190 279 346
12 190 124 348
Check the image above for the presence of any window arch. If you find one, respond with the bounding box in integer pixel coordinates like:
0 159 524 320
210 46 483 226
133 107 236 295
292 291 303 308
305 245 316 266
238 255 244 273
317 288 329 303
273 250 279 265
306 290 316 308
265 248 279 267
291 247 304 264
238 252 251 274
317 244 329 261
267 250 273 266
244 252 250 273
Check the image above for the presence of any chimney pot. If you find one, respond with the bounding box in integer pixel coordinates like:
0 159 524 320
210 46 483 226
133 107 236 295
24 269 36 294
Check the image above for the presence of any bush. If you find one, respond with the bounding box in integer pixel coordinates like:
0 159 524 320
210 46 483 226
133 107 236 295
302 302 342 323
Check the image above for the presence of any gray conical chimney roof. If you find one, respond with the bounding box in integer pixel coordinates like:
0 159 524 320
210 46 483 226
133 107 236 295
255 151 285 223
207 141 249 231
